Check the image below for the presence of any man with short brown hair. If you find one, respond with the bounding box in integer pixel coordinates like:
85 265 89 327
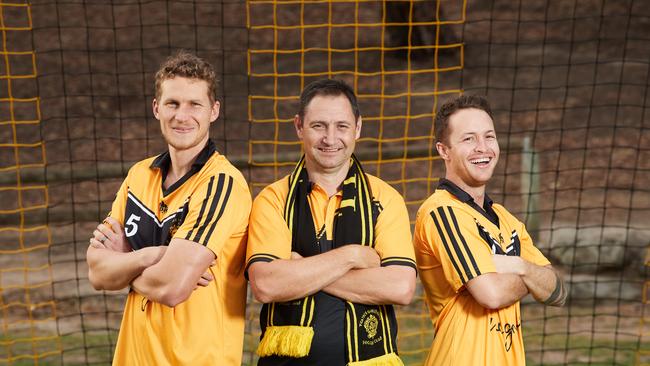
86 51 251 365
246 79 417 366
414 94 566 365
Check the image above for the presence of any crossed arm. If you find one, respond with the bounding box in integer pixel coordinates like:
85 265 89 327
86 217 215 307
466 255 567 310
247 245 416 306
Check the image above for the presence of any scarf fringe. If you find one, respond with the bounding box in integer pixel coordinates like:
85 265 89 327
256 325 314 358
347 352 404 366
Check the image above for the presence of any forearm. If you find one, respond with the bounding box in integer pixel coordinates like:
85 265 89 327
492 273 529 307
521 263 567 306
130 265 202 306
130 239 215 307
86 246 162 291
248 246 359 303
323 266 416 305
466 272 528 310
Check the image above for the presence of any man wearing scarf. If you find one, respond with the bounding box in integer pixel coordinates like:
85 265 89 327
246 79 417 366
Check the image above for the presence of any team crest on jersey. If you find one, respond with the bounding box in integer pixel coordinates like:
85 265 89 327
360 309 383 345
475 219 521 256
124 191 189 249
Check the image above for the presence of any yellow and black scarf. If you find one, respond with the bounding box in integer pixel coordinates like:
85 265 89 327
257 155 403 365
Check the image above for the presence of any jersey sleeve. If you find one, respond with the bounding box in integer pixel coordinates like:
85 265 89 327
108 172 130 225
373 190 416 271
517 222 551 266
173 173 252 256
417 204 496 292
245 185 292 274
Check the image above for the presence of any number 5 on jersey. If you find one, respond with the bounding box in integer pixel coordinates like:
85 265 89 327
125 214 141 237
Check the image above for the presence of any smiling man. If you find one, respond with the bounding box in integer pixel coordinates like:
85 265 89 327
413 95 566 365
246 79 417 366
86 51 251 365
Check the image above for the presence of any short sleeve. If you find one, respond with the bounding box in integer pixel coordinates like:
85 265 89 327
418 205 496 292
245 186 292 273
373 191 416 271
108 173 129 225
518 222 551 267
173 173 252 256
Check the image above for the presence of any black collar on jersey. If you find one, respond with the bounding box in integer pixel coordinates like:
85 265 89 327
437 178 499 228
150 139 217 196
256 155 402 365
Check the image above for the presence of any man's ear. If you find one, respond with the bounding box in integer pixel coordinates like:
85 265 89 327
435 142 449 160
210 100 220 123
355 116 362 140
152 99 159 119
293 114 303 138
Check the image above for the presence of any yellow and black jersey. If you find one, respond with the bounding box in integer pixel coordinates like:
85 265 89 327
414 179 550 366
246 173 416 366
109 140 252 366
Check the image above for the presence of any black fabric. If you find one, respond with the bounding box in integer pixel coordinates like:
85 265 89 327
150 139 217 196
123 192 189 250
437 178 499 228
259 292 346 366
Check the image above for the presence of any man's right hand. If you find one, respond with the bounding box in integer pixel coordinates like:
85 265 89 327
93 217 130 253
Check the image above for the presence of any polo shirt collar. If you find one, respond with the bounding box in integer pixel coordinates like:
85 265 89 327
150 139 217 196
437 178 499 227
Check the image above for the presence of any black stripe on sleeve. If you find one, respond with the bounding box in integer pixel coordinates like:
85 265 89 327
446 207 482 278
185 175 216 241
200 175 234 246
380 257 417 271
189 174 225 243
437 206 476 283
245 253 280 280
438 207 474 283
430 210 467 284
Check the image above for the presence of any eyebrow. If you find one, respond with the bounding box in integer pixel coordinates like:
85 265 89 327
308 120 352 125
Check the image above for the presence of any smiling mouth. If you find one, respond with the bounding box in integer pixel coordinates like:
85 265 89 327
172 127 193 133
318 147 342 152
470 157 491 165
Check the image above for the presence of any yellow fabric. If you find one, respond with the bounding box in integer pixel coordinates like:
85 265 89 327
110 151 251 366
256 325 315 357
413 189 550 366
247 174 416 266
347 352 403 366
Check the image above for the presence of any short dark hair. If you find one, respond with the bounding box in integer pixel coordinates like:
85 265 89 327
154 50 218 103
298 79 360 123
434 94 493 144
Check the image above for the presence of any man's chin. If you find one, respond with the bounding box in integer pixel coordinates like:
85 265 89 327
165 138 200 151
311 157 348 171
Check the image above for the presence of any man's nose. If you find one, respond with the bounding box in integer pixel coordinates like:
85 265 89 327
175 104 192 122
322 126 336 143
475 136 488 152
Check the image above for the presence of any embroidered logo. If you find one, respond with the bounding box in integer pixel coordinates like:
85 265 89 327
359 309 384 345
363 314 379 339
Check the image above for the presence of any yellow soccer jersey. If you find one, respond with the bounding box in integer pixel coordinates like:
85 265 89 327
247 173 415 272
109 140 251 366
413 179 550 366
246 173 416 365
